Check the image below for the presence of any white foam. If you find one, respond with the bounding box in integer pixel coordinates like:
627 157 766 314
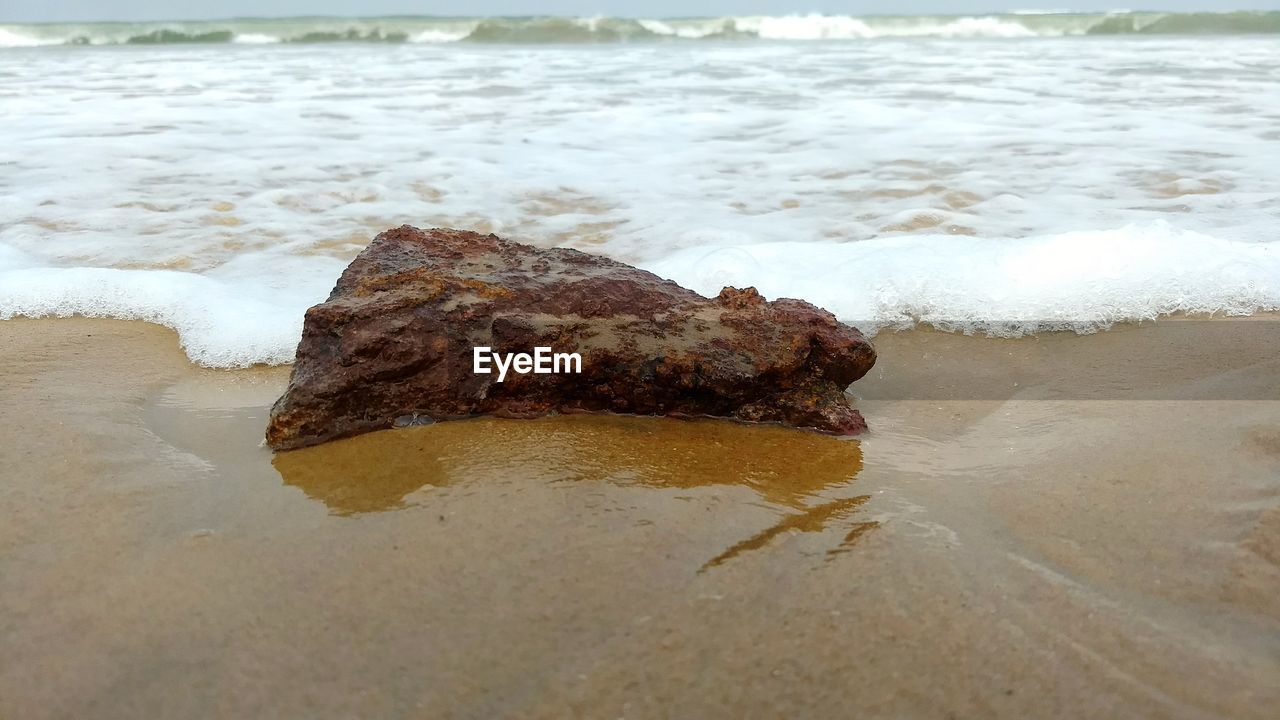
0 243 38 270
746 15 878 40
925 17 1040 38
0 28 51 47
2 38 1278 366
736 14 1040 40
232 33 280 45
410 28 475 43
644 223 1280 335
637 19 724 39
0 253 346 367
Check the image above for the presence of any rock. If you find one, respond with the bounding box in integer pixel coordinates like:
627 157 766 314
266 226 876 450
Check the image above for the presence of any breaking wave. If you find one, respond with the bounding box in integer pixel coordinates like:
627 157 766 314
3 11 1280 47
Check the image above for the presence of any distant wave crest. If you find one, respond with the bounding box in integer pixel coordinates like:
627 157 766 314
3 11 1280 47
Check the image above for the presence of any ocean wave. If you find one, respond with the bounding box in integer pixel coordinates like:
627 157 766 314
125 29 236 44
1086 11 1280 35
232 33 279 45
465 17 659 43
3 225 1276 367
737 15 1041 40
2 11 1279 48
0 28 59 47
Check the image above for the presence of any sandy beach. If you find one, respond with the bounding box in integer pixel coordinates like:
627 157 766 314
1 316 1276 719
4 14 1280 717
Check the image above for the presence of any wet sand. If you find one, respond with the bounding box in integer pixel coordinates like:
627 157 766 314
1 317 1277 719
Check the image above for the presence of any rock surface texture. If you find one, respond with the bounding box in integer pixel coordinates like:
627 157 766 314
266 227 876 450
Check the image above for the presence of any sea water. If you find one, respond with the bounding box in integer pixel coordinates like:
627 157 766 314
1 14 1278 366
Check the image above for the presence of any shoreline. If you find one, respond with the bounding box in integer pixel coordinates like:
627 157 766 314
1 316 1277 718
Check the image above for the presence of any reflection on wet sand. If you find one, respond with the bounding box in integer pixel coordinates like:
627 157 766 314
273 414 873 567
703 494 875 570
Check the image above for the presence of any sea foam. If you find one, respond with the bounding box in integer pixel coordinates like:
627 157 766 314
0 252 347 367
2 224 1275 367
645 224 1280 337
1 37 1277 366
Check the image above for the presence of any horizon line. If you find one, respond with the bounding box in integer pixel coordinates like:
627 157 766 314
2 8 1259 26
